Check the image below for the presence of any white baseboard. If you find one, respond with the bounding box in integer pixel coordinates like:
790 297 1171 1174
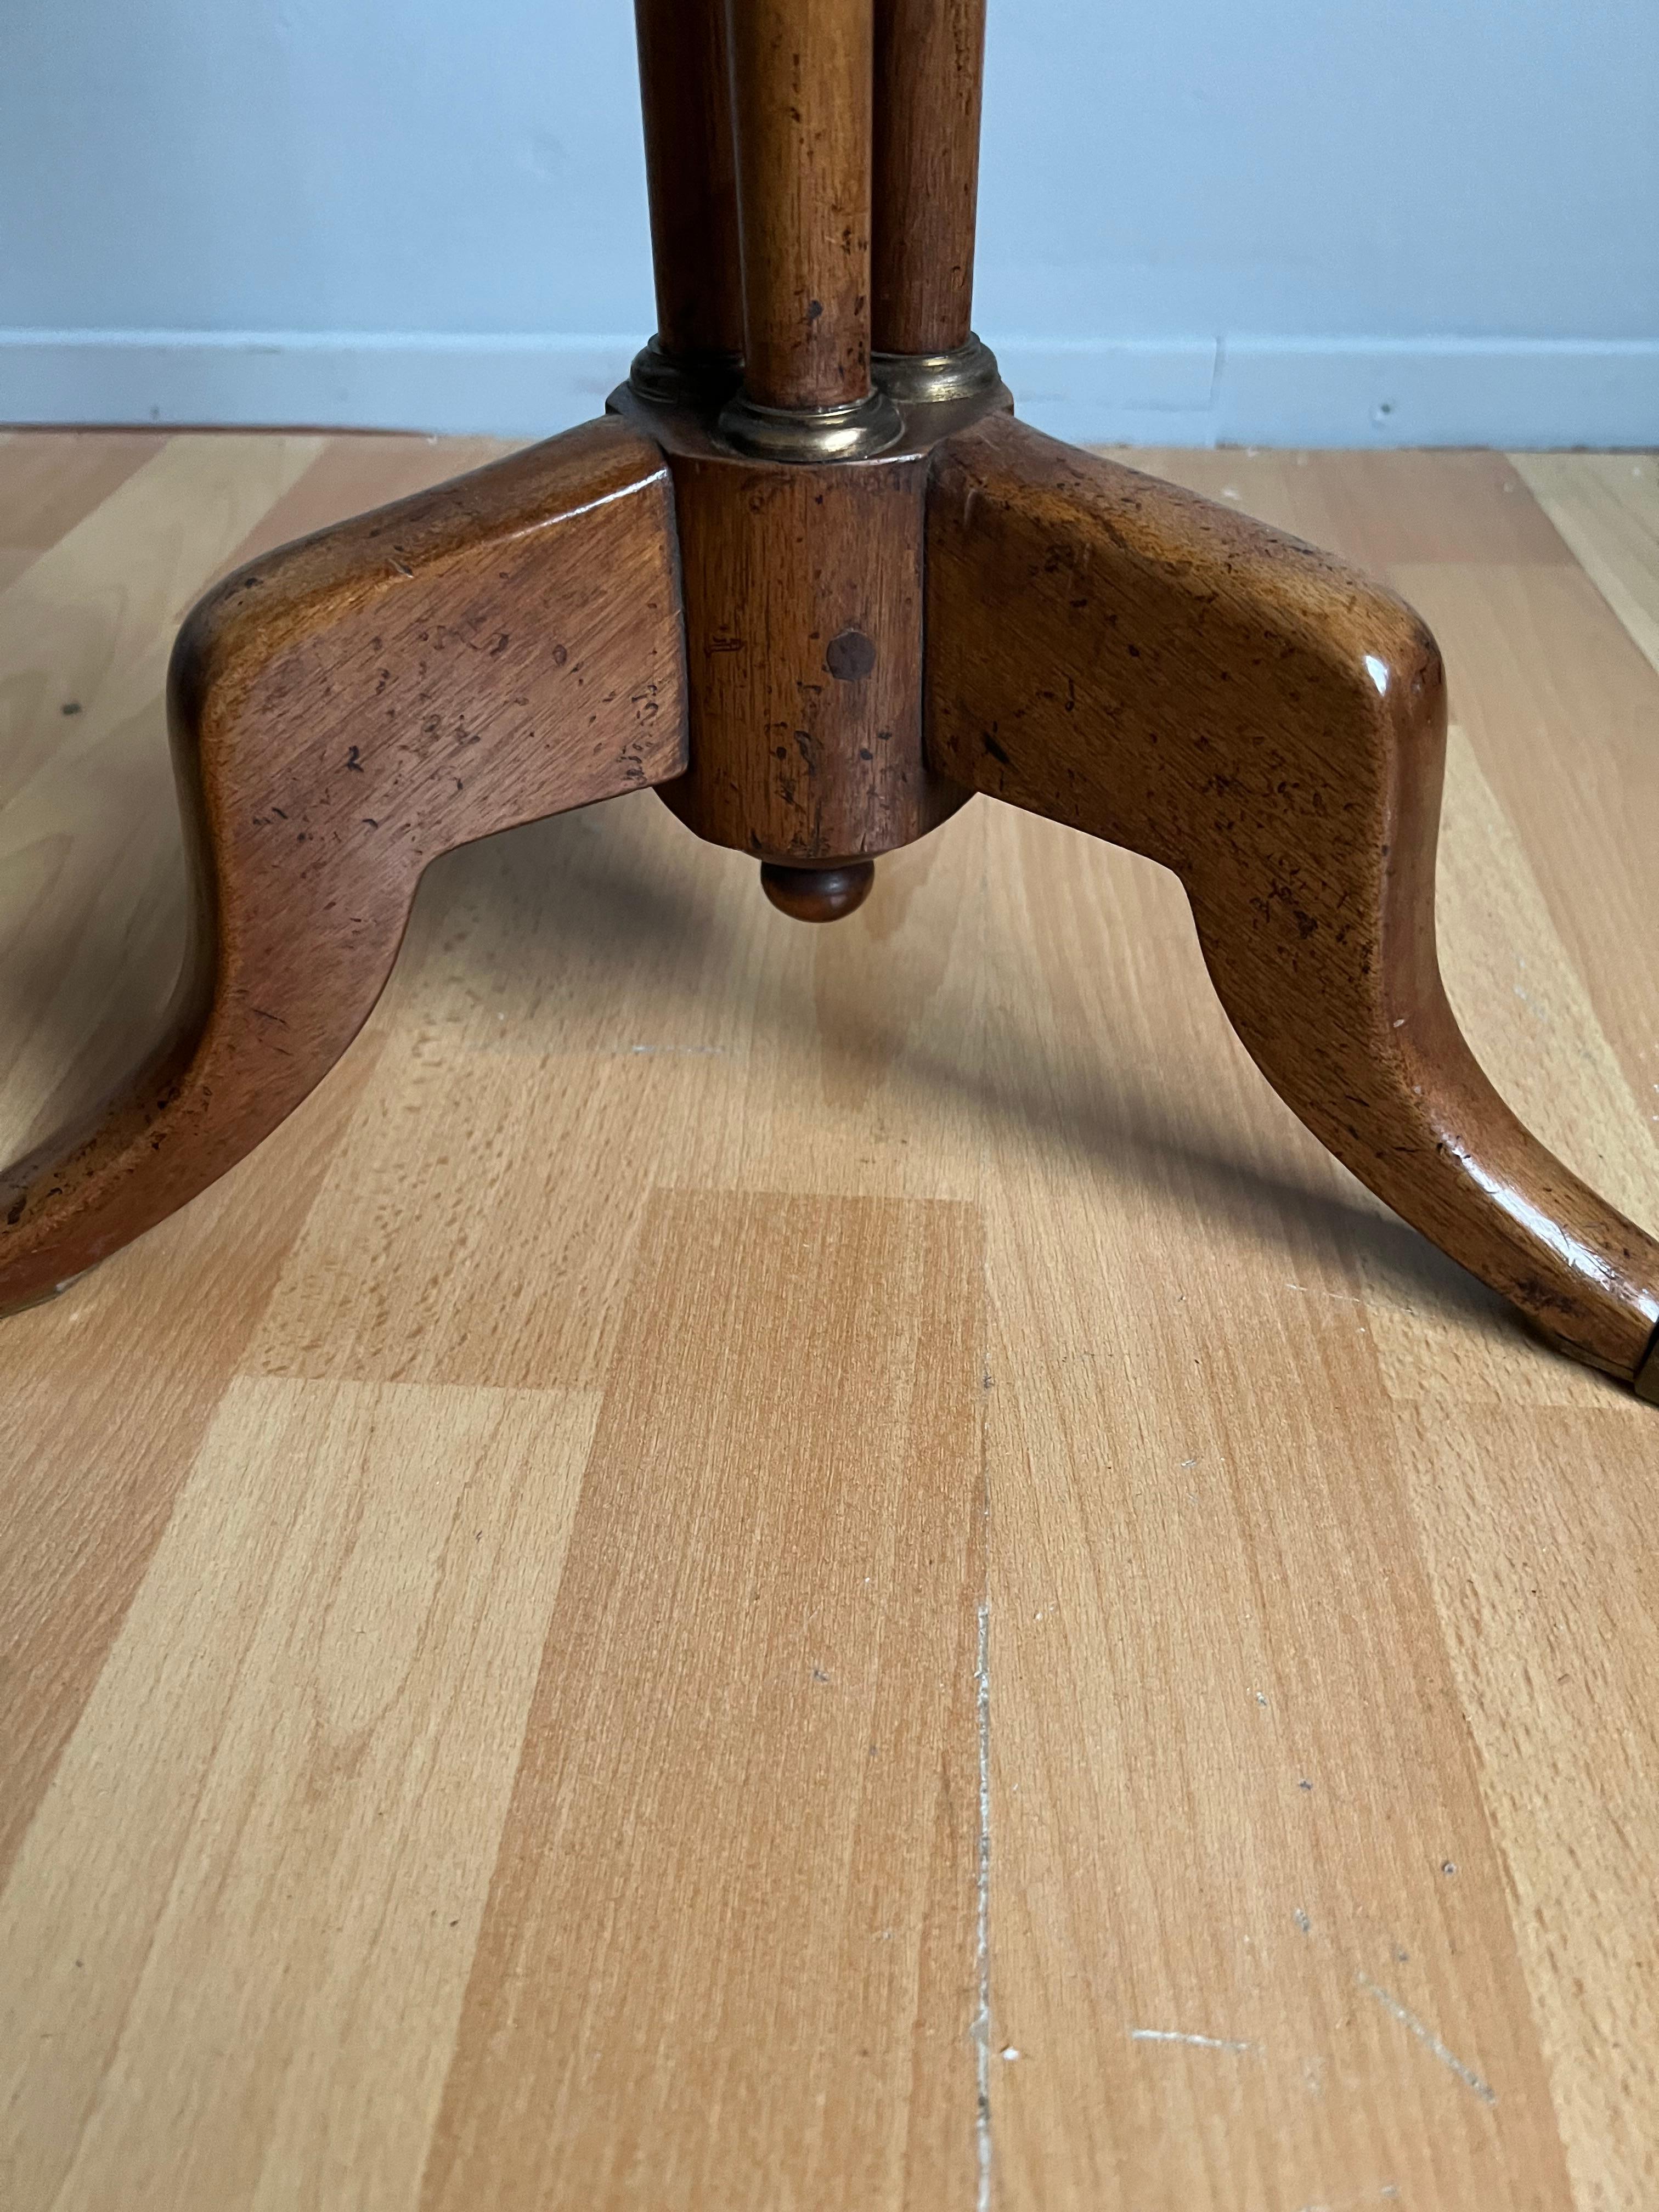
0 329 634 439
1005 335 1659 449
2 327 1655 448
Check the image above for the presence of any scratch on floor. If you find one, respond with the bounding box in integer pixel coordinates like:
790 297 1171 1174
1131 2027 1257 2054
973 1599 992 2212
1356 1973 1496 2105
1299 2186 1401 2211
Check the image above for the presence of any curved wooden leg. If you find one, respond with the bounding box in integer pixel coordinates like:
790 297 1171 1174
925 414 1659 1396
0 417 687 1312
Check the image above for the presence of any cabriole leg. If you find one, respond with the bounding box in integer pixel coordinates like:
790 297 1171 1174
0 419 687 1313
924 413 1659 1398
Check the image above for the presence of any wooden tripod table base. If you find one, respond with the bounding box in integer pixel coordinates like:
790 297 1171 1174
2 382 1656 1402
4 0 1657 1401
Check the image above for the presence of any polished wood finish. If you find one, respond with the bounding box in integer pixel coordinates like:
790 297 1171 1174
658 442 934 859
3 436 1659 2212
725 0 876 409
4 431 1659 2212
3 4 1656 1384
0 419 686 1314
617 386 970 865
872 0 988 355
759 856 877 921
924 415 1659 1385
633 0 743 364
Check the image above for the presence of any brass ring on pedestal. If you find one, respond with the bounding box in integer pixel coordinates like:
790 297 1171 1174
872 334 1001 406
716 386 905 464
628 336 744 409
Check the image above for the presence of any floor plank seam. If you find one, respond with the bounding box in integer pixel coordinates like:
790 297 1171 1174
974 1587 992 2212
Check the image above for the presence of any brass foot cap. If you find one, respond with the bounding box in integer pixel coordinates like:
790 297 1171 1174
760 860 876 924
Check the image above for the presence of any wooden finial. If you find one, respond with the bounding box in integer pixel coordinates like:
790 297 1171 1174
759 859 877 923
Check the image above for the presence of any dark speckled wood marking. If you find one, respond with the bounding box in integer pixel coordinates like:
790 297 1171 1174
3 0 1654 1401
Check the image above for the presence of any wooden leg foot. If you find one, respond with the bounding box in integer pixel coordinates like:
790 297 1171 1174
0 419 687 1312
925 413 1659 1392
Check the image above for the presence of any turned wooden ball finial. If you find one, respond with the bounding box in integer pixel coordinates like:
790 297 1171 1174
759 859 877 923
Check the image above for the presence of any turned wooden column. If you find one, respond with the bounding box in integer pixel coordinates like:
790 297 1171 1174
872 0 988 358
708 0 906 458
631 0 744 397
725 0 879 416
627 0 978 906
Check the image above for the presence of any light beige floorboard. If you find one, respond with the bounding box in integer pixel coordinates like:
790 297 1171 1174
2 435 1656 2210
0 1376 597 2212
1510 453 1659 676
419 1189 985 2212
1402 1403 1659 2210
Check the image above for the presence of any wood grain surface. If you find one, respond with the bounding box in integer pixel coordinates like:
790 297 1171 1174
0 418 687 1312
926 416 1659 1387
872 0 988 356
611 388 971 865
725 0 877 408
2 431 1657 2211
633 0 744 364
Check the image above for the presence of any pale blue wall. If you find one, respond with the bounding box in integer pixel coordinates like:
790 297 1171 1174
3 0 1655 444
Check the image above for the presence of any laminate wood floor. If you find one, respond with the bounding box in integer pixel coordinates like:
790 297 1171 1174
1 429 1656 2211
